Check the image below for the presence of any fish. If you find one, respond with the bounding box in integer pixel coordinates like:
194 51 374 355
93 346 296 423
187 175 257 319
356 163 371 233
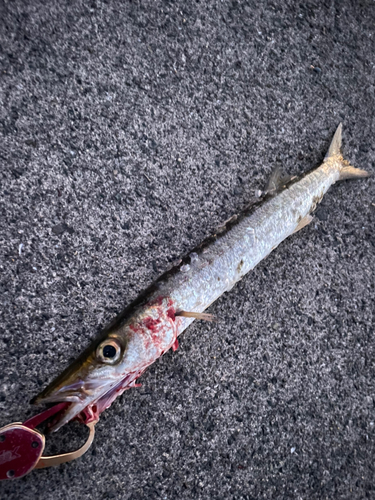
32 124 369 432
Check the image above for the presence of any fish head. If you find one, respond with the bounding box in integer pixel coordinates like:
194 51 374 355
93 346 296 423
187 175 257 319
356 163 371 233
32 330 133 432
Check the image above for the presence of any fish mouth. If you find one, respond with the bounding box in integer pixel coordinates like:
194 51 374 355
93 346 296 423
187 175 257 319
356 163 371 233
33 378 120 432
33 370 145 432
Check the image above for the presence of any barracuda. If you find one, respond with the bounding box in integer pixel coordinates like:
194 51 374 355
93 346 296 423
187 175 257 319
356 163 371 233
32 124 369 432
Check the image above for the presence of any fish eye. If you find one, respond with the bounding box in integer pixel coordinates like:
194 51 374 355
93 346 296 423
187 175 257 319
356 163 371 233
96 339 122 364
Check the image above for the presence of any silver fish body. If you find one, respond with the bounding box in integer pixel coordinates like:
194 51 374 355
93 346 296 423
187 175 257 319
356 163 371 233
33 124 369 431
164 159 339 326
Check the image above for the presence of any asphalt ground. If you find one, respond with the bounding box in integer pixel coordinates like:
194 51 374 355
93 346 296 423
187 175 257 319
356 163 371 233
0 1 374 499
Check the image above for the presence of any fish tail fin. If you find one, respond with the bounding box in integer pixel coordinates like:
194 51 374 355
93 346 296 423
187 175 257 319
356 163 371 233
324 123 370 180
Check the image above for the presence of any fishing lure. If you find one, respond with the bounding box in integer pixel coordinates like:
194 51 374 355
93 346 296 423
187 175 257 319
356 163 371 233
0 124 369 479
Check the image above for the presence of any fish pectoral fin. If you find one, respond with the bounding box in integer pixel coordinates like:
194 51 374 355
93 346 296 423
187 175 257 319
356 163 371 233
293 214 314 234
175 311 216 322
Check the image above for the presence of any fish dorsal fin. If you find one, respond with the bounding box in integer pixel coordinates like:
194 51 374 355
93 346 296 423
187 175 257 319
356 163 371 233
265 166 283 193
265 166 293 194
324 123 342 160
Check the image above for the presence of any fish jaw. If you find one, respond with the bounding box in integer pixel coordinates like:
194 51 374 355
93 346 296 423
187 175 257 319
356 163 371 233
35 375 123 432
73 369 146 427
41 368 149 432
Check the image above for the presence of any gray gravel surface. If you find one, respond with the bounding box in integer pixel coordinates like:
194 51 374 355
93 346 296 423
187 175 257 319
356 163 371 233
0 1 374 499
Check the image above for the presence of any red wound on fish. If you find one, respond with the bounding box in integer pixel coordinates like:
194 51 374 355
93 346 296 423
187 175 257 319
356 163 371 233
167 308 175 321
143 317 160 332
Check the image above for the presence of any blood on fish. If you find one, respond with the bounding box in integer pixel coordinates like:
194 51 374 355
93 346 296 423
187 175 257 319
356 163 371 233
143 317 160 332
167 308 175 321
77 404 100 425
